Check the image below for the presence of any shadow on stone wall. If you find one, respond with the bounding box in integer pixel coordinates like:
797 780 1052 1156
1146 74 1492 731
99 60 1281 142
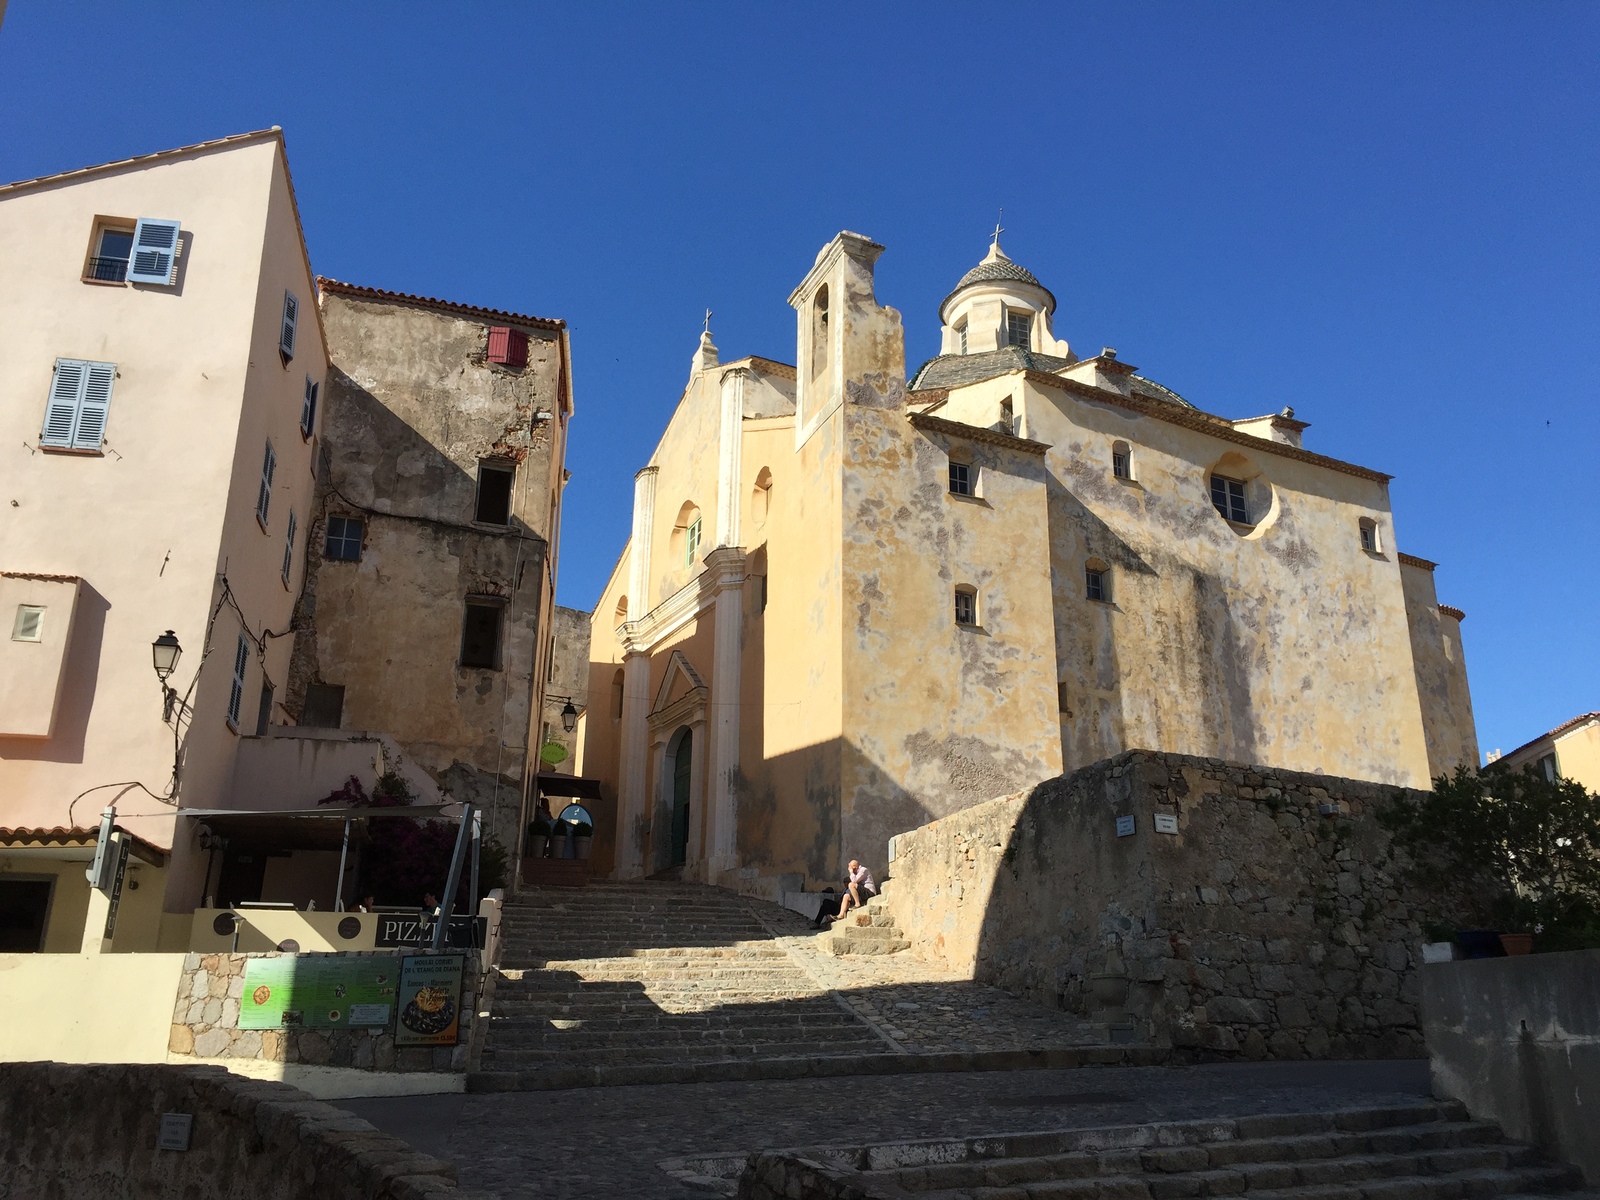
891 750 1436 1062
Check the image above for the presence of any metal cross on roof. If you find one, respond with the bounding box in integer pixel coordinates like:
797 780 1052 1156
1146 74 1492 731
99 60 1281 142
991 211 1005 247
703 308 713 333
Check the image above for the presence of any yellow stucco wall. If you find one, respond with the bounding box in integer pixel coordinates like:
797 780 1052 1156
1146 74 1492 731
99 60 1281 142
0 953 186 1063
581 230 1479 890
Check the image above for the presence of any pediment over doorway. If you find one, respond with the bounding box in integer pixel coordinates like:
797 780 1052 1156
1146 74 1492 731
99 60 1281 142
648 649 707 731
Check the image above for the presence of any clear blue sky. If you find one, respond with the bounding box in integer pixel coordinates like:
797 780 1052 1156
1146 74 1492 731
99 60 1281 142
2 3 1595 760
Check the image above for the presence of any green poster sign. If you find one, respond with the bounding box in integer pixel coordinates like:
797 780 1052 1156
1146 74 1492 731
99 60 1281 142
239 955 401 1030
395 954 465 1046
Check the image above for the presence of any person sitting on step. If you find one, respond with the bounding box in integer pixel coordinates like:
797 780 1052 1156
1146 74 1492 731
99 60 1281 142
830 860 876 924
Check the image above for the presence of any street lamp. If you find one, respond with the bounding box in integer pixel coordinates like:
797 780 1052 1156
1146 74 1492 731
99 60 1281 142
152 630 182 679
560 700 579 733
152 630 182 720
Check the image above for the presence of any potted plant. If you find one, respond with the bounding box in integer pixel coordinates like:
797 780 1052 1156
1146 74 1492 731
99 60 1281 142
573 820 594 860
526 813 552 860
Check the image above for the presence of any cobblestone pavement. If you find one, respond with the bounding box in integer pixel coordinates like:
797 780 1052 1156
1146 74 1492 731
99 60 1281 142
341 1058 1431 1199
748 897 1107 1054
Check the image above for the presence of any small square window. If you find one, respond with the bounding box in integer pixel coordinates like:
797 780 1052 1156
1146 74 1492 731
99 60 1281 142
1086 568 1108 603
11 605 45 642
954 588 977 626
1210 475 1248 524
461 599 504 669
949 461 972 496
1112 443 1131 480
324 515 364 562
475 462 515 525
1006 311 1031 349
1057 682 1072 715
1359 519 1379 553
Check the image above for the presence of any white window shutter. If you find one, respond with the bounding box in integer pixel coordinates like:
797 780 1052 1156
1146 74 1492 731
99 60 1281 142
280 291 298 359
41 359 86 447
126 218 181 285
73 362 116 449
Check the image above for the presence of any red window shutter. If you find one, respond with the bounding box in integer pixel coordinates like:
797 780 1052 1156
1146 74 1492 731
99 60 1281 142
488 327 530 368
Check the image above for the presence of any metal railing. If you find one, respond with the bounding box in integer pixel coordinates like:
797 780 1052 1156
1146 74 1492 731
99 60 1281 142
86 256 128 283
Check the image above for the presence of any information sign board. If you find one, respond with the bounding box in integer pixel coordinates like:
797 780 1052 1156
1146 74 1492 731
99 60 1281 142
239 954 400 1030
394 954 465 1046
1115 815 1136 837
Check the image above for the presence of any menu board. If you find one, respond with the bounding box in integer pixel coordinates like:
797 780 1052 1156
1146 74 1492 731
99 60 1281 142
394 954 465 1046
239 955 400 1030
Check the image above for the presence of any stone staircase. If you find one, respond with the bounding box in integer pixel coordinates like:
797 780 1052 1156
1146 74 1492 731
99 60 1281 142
720 1099 1596 1200
823 889 910 956
471 882 889 1089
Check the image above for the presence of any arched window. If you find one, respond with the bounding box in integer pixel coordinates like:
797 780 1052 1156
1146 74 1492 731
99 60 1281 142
611 668 625 721
811 285 830 386
752 467 773 527
1085 559 1111 603
614 595 628 626
1112 441 1131 481
669 502 703 568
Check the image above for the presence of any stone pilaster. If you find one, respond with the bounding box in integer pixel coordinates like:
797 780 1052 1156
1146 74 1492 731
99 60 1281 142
616 466 659 879
702 546 745 877
715 369 746 549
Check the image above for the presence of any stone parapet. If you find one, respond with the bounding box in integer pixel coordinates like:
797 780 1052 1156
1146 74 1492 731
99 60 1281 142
0 1061 469 1198
886 750 1436 1060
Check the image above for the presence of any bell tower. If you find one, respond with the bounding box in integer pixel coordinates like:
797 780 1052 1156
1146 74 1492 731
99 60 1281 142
787 231 904 447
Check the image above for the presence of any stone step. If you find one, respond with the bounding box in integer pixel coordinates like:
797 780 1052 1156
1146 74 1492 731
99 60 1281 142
874 1131 1544 1194
489 1001 851 1022
478 1037 885 1066
828 931 911 955
727 1101 1594 1200
483 1025 884 1051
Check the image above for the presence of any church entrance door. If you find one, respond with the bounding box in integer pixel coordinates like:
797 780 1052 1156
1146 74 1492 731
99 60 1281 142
669 727 692 867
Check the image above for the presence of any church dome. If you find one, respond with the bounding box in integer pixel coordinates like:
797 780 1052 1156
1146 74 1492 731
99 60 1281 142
940 242 1056 319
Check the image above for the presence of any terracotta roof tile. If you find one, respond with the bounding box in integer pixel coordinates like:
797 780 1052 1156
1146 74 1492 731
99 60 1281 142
318 277 565 332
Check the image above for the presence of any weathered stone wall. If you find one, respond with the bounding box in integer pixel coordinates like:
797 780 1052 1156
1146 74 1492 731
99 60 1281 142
0 1062 465 1199
540 604 592 773
165 951 480 1073
887 750 1434 1060
288 287 569 855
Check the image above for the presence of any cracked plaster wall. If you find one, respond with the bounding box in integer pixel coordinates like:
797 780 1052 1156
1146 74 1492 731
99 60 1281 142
288 293 564 851
935 375 1445 788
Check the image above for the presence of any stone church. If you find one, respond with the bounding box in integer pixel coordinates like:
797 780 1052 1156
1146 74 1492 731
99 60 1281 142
579 231 1476 891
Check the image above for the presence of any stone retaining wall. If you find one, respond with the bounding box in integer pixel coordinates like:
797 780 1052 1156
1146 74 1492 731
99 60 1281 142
886 750 1434 1060
0 1062 469 1199
166 951 481 1073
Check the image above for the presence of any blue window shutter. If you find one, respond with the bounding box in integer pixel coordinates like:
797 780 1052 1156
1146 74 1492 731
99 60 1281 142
282 510 297 582
228 633 249 727
126 218 181 285
73 362 116 449
280 291 298 359
41 359 87 446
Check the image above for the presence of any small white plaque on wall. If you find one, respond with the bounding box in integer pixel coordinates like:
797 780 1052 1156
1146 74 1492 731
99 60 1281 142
1153 813 1180 835
158 1113 193 1152
1115 815 1135 837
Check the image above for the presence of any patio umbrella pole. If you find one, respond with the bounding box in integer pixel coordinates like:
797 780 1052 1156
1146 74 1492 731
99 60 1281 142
334 817 352 912
430 802 475 953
